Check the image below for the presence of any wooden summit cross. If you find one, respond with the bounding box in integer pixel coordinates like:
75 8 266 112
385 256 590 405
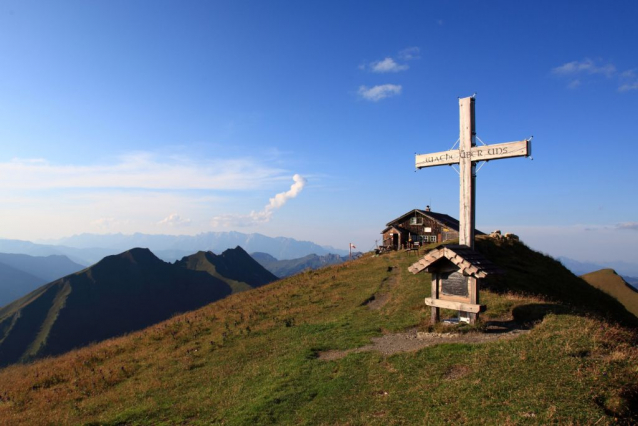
415 95 532 250
411 95 531 323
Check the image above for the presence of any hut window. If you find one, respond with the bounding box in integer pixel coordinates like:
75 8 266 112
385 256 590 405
410 217 422 225
424 227 432 233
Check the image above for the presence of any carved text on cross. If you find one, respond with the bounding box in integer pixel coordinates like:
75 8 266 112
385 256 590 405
415 96 531 250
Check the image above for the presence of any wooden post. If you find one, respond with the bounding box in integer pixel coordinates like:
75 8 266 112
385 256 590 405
458 96 476 250
430 273 440 324
468 276 479 324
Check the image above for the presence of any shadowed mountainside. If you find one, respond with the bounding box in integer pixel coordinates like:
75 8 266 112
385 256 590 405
0 248 233 367
476 238 638 325
176 246 278 292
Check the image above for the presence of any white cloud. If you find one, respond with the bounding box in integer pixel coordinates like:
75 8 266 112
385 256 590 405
552 58 616 77
91 217 128 230
0 187 222 240
358 84 402 102
551 58 638 91
567 79 581 89
370 57 408 73
398 46 421 60
0 151 294 239
616 222 638 231
158 213 191 227
0 152 286 191
362 47 419 73
619 82 638 92
211 174 307 227
618 69 638 92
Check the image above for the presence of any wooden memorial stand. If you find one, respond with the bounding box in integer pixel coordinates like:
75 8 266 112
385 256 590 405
408 245 501 324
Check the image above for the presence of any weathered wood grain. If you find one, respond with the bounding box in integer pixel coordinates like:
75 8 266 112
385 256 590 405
458 96 475 249
424 297 485 313
468 140 530 161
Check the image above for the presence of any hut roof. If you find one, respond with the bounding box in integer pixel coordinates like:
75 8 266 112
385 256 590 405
380 224 408 234
408 245 503 278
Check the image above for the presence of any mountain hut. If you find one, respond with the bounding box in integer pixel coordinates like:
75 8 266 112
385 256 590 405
380 206 484 250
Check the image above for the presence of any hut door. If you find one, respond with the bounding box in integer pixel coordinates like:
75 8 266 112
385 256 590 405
392 233 399 249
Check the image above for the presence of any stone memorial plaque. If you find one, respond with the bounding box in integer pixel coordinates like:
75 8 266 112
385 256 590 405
440 271 468 297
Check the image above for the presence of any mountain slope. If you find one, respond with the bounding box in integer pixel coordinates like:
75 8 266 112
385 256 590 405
0 248 233 367
0 237 637 424
582 268 638 318
0 263 46 307
176 247 278 292
0 253 85 282
251 252 346 278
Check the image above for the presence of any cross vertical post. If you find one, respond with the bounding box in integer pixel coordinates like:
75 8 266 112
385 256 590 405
458 97 476 250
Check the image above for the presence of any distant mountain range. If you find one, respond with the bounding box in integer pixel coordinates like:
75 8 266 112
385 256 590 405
45 231 349 260
251 252 350 278
557 256 638 281
623 276 638 287
0 232 349 266
0 253 85 282
0 253 85 307
0 239 113 266
0 246 276 367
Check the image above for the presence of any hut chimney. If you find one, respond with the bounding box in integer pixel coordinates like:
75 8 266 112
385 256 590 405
425 205 431 212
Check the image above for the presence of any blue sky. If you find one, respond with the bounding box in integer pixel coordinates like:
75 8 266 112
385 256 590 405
0 1 636 263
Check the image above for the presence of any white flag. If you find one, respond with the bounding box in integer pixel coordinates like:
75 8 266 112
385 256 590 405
350 243 356 249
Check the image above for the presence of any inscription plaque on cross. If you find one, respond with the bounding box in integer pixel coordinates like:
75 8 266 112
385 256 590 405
415 95 531 250
411 95 531 323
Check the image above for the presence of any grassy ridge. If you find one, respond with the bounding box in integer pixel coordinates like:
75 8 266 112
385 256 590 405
582 269 638 318
0 238 637 425
176 247 278 293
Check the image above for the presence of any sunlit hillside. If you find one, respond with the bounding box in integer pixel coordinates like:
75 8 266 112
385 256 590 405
0 237 636 425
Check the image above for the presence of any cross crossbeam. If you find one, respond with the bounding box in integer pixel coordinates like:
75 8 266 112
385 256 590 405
415 139 531 168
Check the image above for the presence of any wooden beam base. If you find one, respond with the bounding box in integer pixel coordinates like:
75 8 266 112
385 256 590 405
424 297 485 314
